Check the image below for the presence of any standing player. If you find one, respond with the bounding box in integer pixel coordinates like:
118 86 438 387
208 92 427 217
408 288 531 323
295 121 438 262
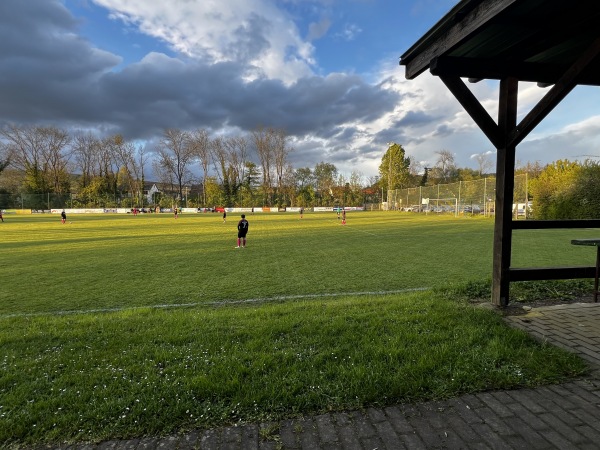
341 209 346 225
61 210 67 224
236 214 249 248
0 210 3 222
174 207 178 219
300 207 303 219
223 210 227 223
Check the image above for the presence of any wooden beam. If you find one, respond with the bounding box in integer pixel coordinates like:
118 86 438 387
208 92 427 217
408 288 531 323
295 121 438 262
491 77 518 307
512 219 600 230
510 267 597 282
439 74 502 149
402 0 519 79
431 56 600 86
508 36 600 148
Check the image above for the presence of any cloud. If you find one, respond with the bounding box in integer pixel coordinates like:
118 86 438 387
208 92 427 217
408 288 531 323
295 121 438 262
336 23 362 41
91 0 316 83
0 0 401 178
2 0 600 181
307 17 331 41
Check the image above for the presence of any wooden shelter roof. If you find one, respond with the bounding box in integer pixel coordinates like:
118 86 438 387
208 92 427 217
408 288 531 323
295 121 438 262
399 0 600 306
400 0 600 86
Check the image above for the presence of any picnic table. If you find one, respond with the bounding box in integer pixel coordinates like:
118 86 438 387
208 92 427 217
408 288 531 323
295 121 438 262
571 238 600 302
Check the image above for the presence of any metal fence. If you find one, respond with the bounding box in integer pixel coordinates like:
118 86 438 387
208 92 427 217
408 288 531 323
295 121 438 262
0 193 142 210
387 174 529 217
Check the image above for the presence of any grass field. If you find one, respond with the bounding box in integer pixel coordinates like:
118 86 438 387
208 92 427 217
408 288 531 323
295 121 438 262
0 211 596 446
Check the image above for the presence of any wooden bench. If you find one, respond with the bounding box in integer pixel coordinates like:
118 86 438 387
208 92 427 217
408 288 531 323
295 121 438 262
571 239 600 302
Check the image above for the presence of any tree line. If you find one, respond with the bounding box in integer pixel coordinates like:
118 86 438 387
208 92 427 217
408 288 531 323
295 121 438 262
2 124 596 216
0 125 370 208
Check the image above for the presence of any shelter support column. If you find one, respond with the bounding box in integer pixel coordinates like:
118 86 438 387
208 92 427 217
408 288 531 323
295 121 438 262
492 78 518 307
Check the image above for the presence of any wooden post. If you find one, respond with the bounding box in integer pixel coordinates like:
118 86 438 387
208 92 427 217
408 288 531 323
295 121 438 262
492 77 518 307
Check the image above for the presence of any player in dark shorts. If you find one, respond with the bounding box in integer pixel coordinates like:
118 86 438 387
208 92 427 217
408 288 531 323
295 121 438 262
236 214 249 248
223 211 227 223
61 210 67 224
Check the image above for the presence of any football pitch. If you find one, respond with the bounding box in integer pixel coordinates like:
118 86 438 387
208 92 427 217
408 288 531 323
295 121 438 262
0 211 595 446
0 211 595 316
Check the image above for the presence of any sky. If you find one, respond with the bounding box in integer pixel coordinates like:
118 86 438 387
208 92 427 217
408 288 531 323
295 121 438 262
1 0 599 181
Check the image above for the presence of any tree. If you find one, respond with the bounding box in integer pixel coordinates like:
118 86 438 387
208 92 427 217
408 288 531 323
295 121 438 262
0 142 11 176
211 137 237 207
1 125 71 194
156 129 195 205
433 149 457 183
472 152 494 176
314 162 337 206
252 127 290 206
110 135 148 207
223 136 250 206
188 129 211 206
378 143 411 196
529 160 580 219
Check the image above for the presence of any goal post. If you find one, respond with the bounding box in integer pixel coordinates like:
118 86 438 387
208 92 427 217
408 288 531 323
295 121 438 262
422 198 458 216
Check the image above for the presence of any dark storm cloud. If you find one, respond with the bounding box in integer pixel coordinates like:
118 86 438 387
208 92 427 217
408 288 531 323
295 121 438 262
0 0 398 168
0 0 121 125
226 13 272 63
394 110 436 128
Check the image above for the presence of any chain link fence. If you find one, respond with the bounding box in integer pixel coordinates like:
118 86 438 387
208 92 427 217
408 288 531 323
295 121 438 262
0 193 143 210
387 174 530 217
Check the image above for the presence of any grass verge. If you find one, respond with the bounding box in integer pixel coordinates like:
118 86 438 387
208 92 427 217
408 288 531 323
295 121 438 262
0 287 587 447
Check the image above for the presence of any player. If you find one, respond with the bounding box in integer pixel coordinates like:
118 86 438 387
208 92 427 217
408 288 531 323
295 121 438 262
174 207 178 219
61 210 67 224
300 207 303 219
223 210 227 223
341 209 346 225
0 210 3 222
235 214 249 248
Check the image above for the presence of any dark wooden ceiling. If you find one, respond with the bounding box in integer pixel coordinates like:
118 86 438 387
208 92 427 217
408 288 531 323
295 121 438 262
400 0 600 86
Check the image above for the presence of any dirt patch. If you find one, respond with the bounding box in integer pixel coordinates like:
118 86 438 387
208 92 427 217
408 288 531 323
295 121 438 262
506 296 597 315
475 295 597 316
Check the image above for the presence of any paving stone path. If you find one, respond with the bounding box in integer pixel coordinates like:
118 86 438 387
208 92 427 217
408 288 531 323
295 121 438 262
36 303 600 449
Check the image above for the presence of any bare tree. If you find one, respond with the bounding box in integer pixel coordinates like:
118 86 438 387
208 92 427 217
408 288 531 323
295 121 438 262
156 129 195 203
472 152 494 176
434 149 457 183
1 125 71 193
252 127 275 205
252 127 290 206
0 143 10 176
72 133 100 188
187 129 211 206
110 135 149 206
211 137 240 206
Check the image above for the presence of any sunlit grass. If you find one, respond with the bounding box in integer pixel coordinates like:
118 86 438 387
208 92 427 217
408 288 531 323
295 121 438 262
0 211 594 447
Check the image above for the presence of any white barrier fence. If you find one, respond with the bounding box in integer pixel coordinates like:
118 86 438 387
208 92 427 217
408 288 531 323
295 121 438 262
46 206 366 214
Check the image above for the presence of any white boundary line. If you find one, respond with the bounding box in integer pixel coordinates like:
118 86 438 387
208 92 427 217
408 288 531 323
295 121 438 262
0 288 431 319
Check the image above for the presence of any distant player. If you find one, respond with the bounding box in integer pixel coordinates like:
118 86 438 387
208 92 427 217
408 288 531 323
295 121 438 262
174 207 178 219
341 209 346 225
223 210 227 223
236 214 249 248
61 210 67 224
300 207 303 219
0 210 3 222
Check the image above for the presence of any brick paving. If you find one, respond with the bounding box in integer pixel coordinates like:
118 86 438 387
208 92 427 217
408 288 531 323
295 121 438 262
37 303 600 450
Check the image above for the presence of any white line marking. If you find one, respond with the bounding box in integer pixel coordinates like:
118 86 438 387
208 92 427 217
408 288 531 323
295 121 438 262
0 288 430 319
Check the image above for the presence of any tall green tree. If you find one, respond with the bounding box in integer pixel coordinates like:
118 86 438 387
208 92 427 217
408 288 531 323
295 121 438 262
529 159 580 219
314 162 337 206
378 143 411 195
